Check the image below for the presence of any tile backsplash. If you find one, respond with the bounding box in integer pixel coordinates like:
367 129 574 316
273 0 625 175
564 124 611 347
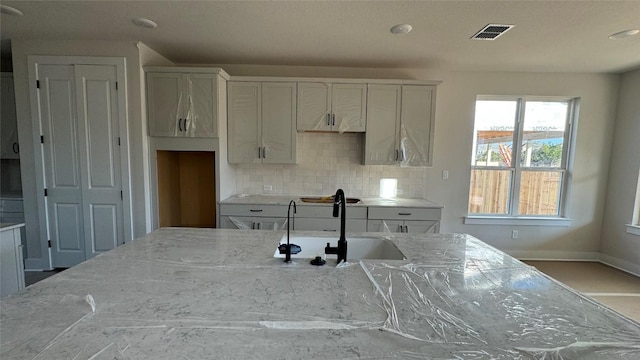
233 133 427 198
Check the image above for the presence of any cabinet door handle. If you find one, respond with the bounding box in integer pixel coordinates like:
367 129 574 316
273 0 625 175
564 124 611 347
13 142 19 154
262 147 266 159
400 150 405 161
398 224 404 233
323 229 337 232
258 147 262 159
398 212 412 216
332 114 336 126
257 223 262 230
249 209 263 213
395 149 399 161
251 222 255 230
178 118 183 132
404 225 409 233
326 113 331 126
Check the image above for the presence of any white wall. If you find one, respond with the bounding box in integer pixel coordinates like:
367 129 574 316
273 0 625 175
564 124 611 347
600 68 640 274
11 40 154 269
213 64 621 260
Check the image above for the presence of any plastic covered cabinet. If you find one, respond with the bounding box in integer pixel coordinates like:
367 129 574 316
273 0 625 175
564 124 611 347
147 71 221 137
1 74 20 159
364 84 436 167
297 82 367 133
227 81 297 164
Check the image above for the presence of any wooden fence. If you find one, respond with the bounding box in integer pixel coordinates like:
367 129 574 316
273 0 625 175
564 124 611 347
468 169 561 215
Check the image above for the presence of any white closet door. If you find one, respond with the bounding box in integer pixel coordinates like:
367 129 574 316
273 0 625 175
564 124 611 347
39 65 86 267
74 65 124 259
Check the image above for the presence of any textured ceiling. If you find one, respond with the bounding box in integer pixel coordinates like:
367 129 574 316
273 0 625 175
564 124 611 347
1 1 639 73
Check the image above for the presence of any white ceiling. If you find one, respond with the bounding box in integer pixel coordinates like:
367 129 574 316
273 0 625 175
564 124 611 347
2 1 639 73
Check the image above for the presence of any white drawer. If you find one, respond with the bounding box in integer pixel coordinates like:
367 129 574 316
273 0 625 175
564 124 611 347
296 205 367 219
368 207 441 221
220 204 287 218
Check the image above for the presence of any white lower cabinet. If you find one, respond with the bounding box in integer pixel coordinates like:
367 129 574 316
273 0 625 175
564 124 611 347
367 207 441 233
219 204 287 230
1 225 25 298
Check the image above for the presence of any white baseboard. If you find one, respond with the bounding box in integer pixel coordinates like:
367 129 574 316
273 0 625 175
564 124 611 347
599 253 640 278
506 250 601 261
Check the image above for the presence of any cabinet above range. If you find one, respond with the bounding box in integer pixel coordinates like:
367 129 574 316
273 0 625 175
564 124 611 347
145 67 229 138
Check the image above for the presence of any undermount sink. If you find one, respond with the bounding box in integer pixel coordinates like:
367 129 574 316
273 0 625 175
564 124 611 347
299 196 361 204
273 235 406 261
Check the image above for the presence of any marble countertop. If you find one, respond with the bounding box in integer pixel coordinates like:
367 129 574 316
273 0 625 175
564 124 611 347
1 228 639 359
221 194 443 208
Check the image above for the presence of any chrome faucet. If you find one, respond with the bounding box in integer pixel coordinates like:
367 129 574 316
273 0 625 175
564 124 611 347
325 189 347 263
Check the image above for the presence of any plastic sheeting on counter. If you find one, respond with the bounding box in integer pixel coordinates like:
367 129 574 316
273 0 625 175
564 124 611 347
1 228 639 359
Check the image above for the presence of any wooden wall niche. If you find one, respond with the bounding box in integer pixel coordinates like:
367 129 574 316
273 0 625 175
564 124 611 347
157 151 216 228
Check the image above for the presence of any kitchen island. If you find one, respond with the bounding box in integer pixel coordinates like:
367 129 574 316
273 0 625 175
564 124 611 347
1 228 639 359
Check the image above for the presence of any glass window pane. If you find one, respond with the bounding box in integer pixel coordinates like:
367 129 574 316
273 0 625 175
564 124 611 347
472 100 517 167
520 101 568 168
518 170 563 215
468 169 512 214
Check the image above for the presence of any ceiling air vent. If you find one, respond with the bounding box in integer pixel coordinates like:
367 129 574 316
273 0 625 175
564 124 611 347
471 24 515 40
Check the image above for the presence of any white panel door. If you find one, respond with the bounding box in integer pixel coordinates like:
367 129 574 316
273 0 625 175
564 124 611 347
332 84 367 132
364 85 401 165
39 65 86 267
185 73 217 137
227 82 260 164
297 82 331 131
147 72 182 136
400 85 435 166
261 82 296 164
1 74 20 159
74 65 124 259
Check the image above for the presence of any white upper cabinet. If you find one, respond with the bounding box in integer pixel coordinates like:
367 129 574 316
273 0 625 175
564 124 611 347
228 81 297 164
364 84 436 167
147 71 220 137
297 82 366 132
1 74 19 159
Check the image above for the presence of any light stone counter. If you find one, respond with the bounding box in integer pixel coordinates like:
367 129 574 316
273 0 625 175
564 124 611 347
220 194 443 208
1 228 639 359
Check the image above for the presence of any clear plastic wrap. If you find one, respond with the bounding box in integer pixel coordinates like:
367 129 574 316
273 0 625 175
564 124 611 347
297 82 366 133
1 229 638 359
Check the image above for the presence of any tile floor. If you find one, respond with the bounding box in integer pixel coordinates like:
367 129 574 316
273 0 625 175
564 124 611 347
524 261 640 323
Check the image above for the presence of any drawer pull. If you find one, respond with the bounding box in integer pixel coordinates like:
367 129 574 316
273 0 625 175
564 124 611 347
398 212 412 216
249 209 263 212
323 229 337 232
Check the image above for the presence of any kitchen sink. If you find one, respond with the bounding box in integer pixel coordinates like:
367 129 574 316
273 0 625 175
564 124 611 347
299 196 361 204
273 235 406 261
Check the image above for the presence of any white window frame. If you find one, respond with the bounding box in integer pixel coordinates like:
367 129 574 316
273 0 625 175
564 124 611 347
465 96 578 226
627 168 640 236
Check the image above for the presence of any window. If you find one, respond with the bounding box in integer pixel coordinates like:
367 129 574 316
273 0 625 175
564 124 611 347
468 96 577 217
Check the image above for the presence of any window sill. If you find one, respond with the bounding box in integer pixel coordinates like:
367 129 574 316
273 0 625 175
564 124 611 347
464 216 572 227
626 225 640 236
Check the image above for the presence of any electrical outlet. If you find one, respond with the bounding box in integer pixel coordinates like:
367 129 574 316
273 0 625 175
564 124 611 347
263 185 272 192
511 230 519 239
442 170 449 180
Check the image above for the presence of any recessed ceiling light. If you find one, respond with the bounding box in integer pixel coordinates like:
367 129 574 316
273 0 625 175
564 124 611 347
608 29 639 39
132 17 158 29
390 24 412 35
1 4 24 16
